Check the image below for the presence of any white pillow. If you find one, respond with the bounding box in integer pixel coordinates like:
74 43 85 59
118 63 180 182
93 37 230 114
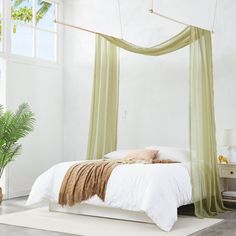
104 150 131 159
146 146 190 163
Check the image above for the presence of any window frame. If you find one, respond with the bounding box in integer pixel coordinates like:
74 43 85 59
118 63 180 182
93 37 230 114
0 0 62 67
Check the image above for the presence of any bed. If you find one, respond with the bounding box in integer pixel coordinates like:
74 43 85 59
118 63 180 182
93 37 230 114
27 150 192 232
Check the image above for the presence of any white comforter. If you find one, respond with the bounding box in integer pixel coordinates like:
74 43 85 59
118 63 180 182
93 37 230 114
27 161 192 231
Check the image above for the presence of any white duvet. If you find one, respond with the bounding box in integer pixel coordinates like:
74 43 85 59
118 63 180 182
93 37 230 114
27 161 192 231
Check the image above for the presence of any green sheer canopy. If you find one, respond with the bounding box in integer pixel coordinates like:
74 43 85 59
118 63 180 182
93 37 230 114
86 26 226 217
86 35 119 160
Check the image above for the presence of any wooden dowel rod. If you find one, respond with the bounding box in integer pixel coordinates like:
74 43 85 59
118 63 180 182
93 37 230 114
149 9 214 33
149 9 189 27
54 20 122 39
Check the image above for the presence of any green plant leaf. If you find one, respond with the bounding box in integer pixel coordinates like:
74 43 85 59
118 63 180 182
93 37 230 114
0 103 35 179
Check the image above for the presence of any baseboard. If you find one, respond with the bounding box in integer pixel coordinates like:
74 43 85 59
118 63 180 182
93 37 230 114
7 189 30 199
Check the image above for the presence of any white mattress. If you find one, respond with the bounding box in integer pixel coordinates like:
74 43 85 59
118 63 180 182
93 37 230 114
27 161 192 231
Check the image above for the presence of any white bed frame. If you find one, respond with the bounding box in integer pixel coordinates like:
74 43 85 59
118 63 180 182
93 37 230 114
49 202 154 224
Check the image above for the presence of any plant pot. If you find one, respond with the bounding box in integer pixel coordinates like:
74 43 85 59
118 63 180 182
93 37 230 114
0 187 2 205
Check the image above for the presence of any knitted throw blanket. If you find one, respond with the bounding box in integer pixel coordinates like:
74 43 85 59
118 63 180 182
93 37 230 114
59 159 178 207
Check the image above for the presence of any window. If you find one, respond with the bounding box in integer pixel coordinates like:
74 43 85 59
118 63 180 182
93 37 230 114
11 0 58 61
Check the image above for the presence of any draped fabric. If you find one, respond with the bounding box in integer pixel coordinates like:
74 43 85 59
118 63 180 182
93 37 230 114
189 27 226 217
86 26 226 217
86 35 119 160
101 26 191 56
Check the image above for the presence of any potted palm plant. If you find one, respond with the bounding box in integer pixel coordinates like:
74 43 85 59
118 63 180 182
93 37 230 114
0 103 35 204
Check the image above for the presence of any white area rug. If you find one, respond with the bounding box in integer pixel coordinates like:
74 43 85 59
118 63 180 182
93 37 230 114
0 207 223 236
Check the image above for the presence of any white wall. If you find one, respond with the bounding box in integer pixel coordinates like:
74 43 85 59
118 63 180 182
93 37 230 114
213 1 236 149
117 49 189 149
0 59 6 194
5 59 63 197
63 26 94 161
63 1 236 161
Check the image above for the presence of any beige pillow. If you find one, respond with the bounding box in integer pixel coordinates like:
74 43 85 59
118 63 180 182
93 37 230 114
122 149 159 163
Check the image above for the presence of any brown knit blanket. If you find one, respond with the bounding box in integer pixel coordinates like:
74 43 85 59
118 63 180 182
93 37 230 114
59 159 178 207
